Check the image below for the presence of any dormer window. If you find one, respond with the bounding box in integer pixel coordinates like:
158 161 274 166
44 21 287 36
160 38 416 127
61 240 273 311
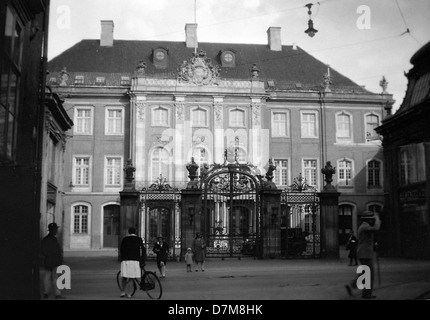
153 48 168 69
221 50 236 67
96 76 105 86
74 75 84 85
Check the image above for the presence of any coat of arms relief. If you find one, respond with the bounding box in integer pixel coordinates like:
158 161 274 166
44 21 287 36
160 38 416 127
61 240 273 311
178 49 220 86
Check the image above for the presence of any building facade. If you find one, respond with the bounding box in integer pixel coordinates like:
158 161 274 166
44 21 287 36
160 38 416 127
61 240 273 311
0 0 60 300
48 21 394 258
376 41 430 259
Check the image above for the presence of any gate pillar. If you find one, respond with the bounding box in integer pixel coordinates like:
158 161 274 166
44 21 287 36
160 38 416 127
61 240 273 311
260 188 282 259
318 162 341 259
181 189 202 257
119 160 140 259
181 158 202 257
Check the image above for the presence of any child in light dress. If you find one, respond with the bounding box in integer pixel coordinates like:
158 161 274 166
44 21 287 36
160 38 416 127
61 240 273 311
184 248 193 272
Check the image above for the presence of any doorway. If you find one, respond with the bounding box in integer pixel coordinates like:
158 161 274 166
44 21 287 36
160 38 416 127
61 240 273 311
103 205 120 248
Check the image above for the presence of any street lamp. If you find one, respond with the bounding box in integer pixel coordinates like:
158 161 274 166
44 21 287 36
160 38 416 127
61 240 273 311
304 3 318 38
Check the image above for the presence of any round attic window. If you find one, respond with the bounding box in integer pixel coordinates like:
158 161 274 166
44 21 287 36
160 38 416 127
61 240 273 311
223 52 234 63
155 51 166 61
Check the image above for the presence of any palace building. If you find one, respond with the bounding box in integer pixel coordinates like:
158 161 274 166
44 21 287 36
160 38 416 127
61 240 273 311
376 41 430 259
47 21 394 259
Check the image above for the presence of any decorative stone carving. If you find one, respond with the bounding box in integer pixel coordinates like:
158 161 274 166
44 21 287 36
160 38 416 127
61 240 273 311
380 76 388 94
58 67 69 86
321 161 336 191
152 136 170 148
322 71 332 93
178 49 220 86
175 103 184 121
186 157 200 189
214 103 223 126
250 64 260 79
263 158 277 189
136 102 146 122
193 135 206 146
252 104 261 126
136 60 147 75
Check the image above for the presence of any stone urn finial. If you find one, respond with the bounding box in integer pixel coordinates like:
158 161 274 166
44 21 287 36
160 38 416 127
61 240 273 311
123 159 136 190
186 157 200 189
321 161 336 190
250 63 260 79
263 158 277 189
136 60 147 75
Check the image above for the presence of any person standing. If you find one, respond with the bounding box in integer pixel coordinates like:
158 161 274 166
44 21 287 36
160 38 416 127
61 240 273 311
153 235 169 278
346 231 358 266
119 227 146 298
41 222 64 299
345 211 381 299
192 232 206 272
184 248 193 272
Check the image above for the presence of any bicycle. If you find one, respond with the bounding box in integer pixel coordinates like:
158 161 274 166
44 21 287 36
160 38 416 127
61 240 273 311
116 264 162 299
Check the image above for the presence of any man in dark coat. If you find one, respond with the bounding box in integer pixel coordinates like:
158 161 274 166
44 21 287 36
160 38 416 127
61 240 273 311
153 235 169 278
345 211 381 299
41 222 64 299
346 231 358 266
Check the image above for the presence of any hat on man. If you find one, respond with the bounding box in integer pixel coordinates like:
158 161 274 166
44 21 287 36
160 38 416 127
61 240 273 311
158 234 164 239
359 210 375 219
48 222 59 231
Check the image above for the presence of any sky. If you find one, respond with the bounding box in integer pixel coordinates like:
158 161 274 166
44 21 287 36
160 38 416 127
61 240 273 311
47 0 430 111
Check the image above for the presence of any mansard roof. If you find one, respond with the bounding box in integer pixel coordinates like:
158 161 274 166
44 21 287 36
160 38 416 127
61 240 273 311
48 39 371 94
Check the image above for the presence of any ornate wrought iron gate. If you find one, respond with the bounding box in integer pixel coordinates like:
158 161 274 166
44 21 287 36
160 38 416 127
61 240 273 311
201 163 261 258
281 175 320 258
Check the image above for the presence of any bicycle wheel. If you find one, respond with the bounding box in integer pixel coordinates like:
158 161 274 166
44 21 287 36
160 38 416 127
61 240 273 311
141 271 162 299
116 270 137 297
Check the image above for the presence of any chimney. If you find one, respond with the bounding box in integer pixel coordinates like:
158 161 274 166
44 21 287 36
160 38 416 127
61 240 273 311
267 27 282 51
185 23 198 49
101 20 114 47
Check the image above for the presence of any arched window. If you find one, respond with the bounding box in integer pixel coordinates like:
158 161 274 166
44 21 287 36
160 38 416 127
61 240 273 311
368 204 382 213
336 112 352 140
192 147 209 166
338 159 353 186
151 148 169 181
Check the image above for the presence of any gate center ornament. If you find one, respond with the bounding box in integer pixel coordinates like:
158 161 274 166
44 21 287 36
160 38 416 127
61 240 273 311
178 49 220 86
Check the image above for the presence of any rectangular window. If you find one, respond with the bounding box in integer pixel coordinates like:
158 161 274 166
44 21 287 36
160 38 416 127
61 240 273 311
73 157 90 186
152 107 169 126
272 112 288 137
368 160 381 187
366 114 380 141
274 159 289 186
74 107 93 135
301 112 318 138
338 160 353 186
230 109 245 127
336 113 351 139
192 108 207 127
0 6 23 159
74 205 88 234
303 159 317 187
106 108 123 135
106 157 122 186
